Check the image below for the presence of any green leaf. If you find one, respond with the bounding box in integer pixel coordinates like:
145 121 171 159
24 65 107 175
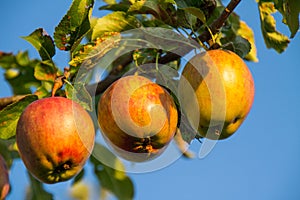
258 2 290 53
70 33 120 67
273 0 300 38
0 51 41 95
175 0 204 8
0 51 31 70
211 7 258 62
132 48 159 66
0 52 15 70
155 65 200 145
179 113 199 144
142 18 173 28
162 0 176 4
91 143 134 200
65 82 93 111
128 0 161 14
0 95 38 139
175 9 198 29
231 36 251 59
156 65 180 92
175 3 209 29
54 0 94 51
91 11 140 40
34 82 52 99
21 28 55 61
26 172 53 200
142 27 195 51
285 0 300 38
236 21 259 62
182 7 206 23
128 0 176 26
72 168 85 185
175 0 216 19
222 37 251 59
34 60 58 82
0 139 19 168
99 3 130 12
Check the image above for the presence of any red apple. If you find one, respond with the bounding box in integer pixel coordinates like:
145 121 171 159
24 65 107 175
0 155 9 200
97 75 178 162
16 97 95 184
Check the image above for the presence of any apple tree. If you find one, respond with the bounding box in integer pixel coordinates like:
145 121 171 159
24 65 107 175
0 0 299 199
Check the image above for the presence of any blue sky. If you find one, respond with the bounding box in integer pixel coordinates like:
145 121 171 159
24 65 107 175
1 0 300 200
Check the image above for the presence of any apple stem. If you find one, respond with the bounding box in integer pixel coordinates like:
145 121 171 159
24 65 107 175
51 76 64 97
51 67 70 97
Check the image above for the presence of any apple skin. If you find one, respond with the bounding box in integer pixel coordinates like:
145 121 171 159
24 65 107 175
97 75 178 162
181 49 255 140
0 155 9 200
16 97 95 184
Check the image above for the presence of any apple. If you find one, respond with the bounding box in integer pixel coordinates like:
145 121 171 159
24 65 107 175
16 97 95 184
97 75 178 162
181 49 255 140
0 155 9 200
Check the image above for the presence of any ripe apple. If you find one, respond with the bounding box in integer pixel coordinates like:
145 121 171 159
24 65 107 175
97 75 178 162
0 155 9 200
16 97 95 184
181 49 255 140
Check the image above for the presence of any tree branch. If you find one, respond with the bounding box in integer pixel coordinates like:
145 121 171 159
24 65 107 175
199 0 241 42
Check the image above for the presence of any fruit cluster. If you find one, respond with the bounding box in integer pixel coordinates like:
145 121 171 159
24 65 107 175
15 49 254 184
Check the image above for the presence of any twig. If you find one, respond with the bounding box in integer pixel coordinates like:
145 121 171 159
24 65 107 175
199 0 241 42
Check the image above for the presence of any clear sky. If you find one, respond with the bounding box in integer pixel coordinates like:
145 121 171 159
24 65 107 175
1 0 300 200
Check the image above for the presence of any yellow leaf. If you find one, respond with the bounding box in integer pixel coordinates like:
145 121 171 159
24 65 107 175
258 2 290 53
237 21 259 62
